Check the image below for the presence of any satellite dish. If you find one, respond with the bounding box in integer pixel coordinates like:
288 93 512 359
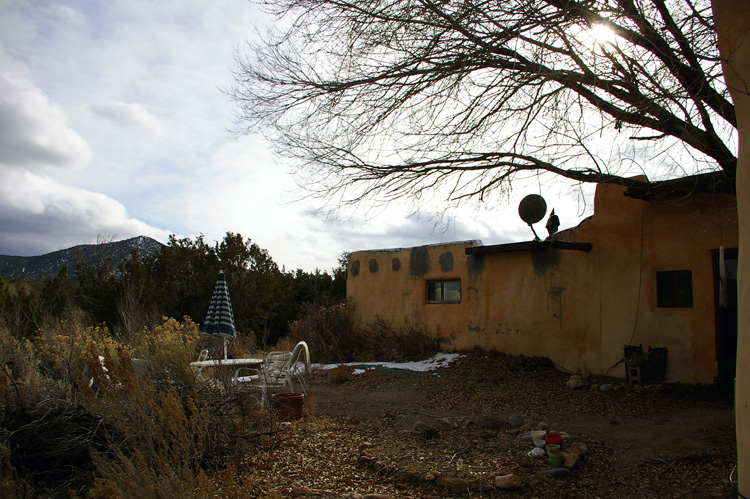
518 194 547 225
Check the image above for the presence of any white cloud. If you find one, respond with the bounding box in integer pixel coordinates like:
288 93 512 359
0 0 596 272
0 168 170 256
0 64 170 257
88 101 163 138
0 73 91 174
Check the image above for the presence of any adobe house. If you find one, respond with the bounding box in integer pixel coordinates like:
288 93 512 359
347 178 738 384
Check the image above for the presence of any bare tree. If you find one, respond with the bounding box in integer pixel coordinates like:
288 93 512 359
232 0 737 208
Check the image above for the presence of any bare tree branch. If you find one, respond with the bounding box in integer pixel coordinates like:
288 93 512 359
231 0 737 209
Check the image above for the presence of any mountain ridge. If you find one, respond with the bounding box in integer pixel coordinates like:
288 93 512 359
0 236 164 281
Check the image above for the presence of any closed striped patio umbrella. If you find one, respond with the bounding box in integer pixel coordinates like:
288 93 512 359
202 270 235 358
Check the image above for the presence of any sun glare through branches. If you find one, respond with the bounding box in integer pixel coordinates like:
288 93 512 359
580 23 617 48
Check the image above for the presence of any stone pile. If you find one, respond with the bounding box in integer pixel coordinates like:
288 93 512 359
566 373 666 392
353 414 590 495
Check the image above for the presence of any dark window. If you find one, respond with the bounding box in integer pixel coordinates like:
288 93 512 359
657 270 693 308
427 280 461 303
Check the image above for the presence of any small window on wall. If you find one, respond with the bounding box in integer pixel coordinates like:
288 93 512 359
657 270 693 308
427 280 461 303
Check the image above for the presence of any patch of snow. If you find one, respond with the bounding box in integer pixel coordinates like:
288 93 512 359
314 352 464 373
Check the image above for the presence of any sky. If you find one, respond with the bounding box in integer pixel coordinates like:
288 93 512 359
0 0 594 272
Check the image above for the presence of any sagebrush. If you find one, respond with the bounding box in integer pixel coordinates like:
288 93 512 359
0 317 271 498
289 303 438 363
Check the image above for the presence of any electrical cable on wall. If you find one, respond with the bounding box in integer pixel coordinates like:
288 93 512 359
719 244 728 307
730 466 748 499
627 200 646 347
605 201 647 375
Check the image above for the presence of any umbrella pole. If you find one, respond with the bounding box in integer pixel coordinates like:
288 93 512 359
224 337 228 360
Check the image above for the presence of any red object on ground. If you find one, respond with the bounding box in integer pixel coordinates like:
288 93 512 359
545 434 563 446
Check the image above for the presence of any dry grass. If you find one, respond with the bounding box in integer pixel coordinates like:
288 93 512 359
0 317 285 498
327 365 355 384
0 301 440 498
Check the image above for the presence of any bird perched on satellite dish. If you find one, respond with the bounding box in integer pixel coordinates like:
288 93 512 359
546 209 560 238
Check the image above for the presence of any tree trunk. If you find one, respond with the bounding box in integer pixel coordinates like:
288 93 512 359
713 1 750 495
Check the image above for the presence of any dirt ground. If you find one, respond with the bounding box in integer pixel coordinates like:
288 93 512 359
245 351 738 498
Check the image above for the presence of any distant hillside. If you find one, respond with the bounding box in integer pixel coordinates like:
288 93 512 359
0 236 164 281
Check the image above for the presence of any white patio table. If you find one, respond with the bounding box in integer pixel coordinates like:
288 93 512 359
190 358 264 384
189 358 263 369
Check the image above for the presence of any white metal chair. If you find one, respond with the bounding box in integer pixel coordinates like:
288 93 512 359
289 341 311 395
263 351 295 392
233 341 312 407
232 352 289 409
264 342 312 394
191 349 210 379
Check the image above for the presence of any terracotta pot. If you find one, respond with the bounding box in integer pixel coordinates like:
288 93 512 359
270 392 305 420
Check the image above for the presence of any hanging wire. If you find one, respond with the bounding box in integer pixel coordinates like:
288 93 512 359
627 201 646 347
606 201 646 376
730 465 749 499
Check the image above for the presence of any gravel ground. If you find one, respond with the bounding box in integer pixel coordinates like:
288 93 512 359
237 351 738 498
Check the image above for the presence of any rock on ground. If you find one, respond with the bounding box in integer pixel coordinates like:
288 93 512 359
494 473 522 489
474 414 505 428
546 467 572 479
508 413 525 426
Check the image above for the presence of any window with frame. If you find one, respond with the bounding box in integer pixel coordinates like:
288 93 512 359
427 280 461 303
657 270 693 308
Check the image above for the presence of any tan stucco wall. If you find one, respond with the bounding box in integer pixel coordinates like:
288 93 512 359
347 184 737 384
713 0 750 493
346 242 480 348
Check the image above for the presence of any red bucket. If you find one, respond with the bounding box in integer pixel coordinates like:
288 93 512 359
270 392 305 420
545 433 564 446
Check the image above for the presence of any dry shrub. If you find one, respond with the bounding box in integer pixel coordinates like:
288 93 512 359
82 348 212 498
82 347 264 498
3 396 102 497
288 303 354 363
289 304 439 363
225 331 259 359
206 464 280 499
1 317 268 498
135 316 200 385
0 444 16 499
34 317 124 390
0 321 120 496
86 478 120 499
0 324 103 497
351 317 439 362
328 365 353 384
0 326 37 399
272 336 298 352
